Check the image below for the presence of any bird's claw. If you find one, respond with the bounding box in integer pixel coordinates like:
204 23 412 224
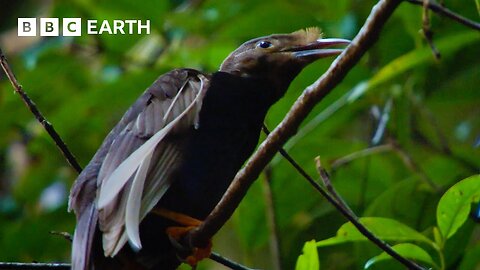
153 208 212 266
166 226 212 267
184 240 212 266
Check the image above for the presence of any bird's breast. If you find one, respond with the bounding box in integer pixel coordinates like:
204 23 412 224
159 72 273 219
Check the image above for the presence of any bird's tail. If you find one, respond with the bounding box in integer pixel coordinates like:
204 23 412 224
71 203 98 270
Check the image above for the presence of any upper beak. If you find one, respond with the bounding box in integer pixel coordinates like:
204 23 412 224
288 38 351 59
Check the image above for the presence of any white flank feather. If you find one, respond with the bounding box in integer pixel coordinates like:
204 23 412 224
139 146 179 217
125 150 153 251
98 74 209 255
111 232 128 256
163 80 188 122
97 125 172 210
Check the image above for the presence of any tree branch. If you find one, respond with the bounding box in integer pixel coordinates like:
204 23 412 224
0 254 251 270
0 48 83 174
262 165 282 270
3 0 474 268
0 50 250 270
331 145 393 170
421 0 442 59
210 252 253 270
263 124 424 269
0 262 69 270
187 0 403 253
406 0 480 31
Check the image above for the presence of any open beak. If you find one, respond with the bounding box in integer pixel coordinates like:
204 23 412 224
289 38 351 59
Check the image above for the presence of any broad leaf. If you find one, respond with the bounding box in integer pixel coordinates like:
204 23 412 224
437 175 480 239
296 240 320 270
364 243 437 269
316 217 434 247
348 31 480 102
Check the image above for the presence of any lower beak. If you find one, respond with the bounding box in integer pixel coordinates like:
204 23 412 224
291 38 351 59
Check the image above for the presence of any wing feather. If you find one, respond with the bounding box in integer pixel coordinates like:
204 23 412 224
71 204 97 270
69 69 209 269
140 144 181 216
97 71 208 256
125 150 152 251
97 118 178 209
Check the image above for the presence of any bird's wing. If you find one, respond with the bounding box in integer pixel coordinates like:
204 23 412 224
69 69 209 269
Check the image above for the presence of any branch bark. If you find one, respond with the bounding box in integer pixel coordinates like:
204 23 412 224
188 0 403 250
0 255 252 270
406 0 480 31
0 48 83 174
0 50 249 270
2 0 477 269
0 262 69 270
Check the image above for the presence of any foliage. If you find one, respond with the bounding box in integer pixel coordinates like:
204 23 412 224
0 0 479 269
295 240 320 270
316 175 480 269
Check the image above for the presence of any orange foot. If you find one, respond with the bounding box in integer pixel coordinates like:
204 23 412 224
151 208 212 267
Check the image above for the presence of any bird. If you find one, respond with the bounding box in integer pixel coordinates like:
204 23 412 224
68 27 349 270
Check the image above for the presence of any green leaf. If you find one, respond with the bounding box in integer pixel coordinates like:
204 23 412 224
365 178 434 223
348 31 480 102
295 240 320 270
437 175 480 239
364 243 437 269
433 227 443 249
316 217 434 247
458 242 480 270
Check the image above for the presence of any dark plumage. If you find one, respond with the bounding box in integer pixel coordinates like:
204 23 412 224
69 28 349 270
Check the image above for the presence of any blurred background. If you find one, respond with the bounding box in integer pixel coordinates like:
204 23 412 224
0 0 479 269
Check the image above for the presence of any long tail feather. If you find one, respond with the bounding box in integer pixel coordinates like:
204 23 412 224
125 150 153 251
71 204 97 270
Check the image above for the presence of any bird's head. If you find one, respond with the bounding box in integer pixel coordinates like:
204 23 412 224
219 27 349 95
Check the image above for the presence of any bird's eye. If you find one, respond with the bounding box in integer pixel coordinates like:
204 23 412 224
257 41 272 49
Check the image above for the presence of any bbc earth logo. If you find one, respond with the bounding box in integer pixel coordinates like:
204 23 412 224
17 18 151 37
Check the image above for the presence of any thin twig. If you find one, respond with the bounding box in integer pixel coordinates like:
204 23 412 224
0 262 70 270
187 0 427 269
331 144 393 170
407 91 451 155
371 97 393 146
49 231 73 242
389 139 440 191
406 0 480 31
315 157 357 218
262 166 282 270
0 48 83 174
0 252 247 270
421 0 442 59
0 255 251 270
312 160 425 270
0 49 251 270
262 126 425 270
187 0 404 250
209 253 254 270
358 156 371 210
357 99 392 209
412 127 478 172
